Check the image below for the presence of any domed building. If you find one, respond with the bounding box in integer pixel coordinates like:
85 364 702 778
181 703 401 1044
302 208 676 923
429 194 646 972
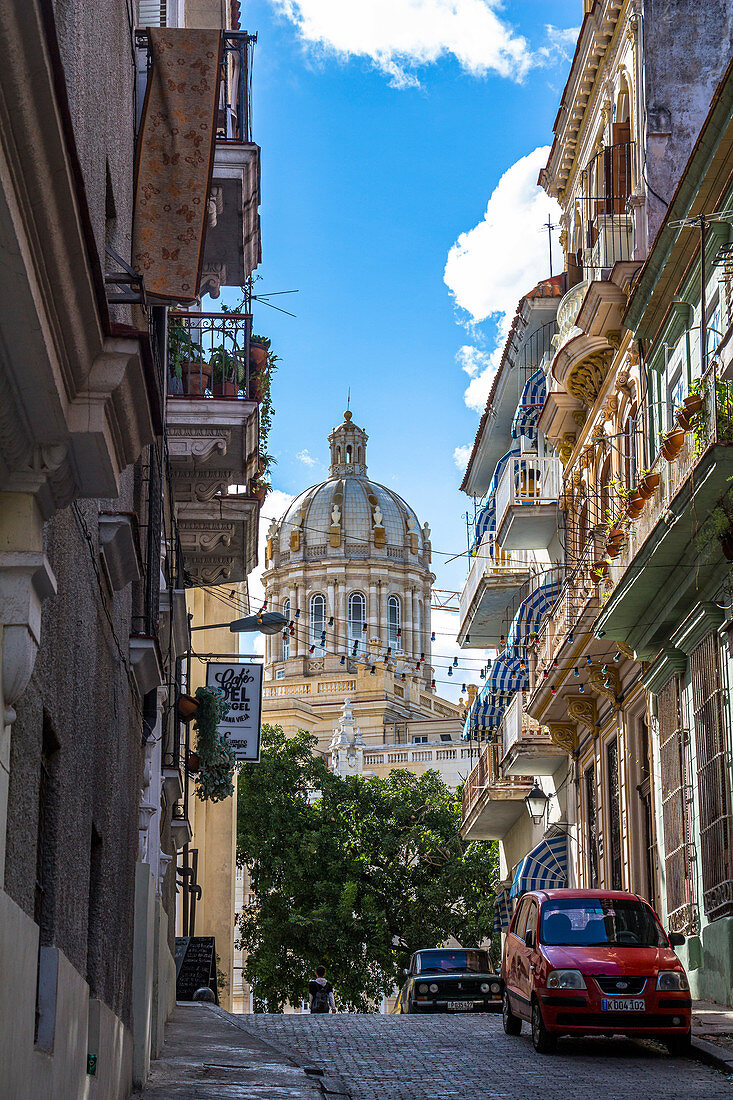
261 411 465 777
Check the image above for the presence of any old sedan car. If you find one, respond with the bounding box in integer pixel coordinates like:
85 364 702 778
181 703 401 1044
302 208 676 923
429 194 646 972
398 948 502 1013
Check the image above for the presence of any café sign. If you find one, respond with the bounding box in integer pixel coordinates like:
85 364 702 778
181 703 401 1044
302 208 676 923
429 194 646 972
206 661 263 762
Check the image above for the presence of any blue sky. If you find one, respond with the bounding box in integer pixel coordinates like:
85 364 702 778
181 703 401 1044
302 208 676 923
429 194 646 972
231 0 579 692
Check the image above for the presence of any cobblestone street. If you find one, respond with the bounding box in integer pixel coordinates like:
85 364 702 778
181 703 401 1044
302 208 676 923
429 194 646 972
234 1013 733 1100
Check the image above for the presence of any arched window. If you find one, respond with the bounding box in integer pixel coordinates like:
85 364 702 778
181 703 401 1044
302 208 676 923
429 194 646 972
357 446 361 462
623 402 638 488
346 444 352 464
310 593 326 653
281 598 290 660
348 592 366 655
336 446 341 463
388 595 401 650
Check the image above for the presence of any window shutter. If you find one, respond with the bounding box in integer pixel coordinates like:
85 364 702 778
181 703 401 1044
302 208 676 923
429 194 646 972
139 1 166 26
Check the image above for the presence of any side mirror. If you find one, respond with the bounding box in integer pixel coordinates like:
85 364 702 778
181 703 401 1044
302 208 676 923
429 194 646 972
525 929 534 949
668 931 685 947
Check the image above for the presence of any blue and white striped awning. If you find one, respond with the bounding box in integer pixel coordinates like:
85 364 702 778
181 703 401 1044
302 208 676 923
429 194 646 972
493 889 512 933
506 574 563 653
473 445 521 547
511 368 547 442
484 651 528 695
462 694 509 739
510 835 568 899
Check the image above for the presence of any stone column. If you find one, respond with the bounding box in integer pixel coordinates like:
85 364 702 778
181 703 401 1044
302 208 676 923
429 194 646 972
404 583 414 659
368 583 378 647
336 581 346 654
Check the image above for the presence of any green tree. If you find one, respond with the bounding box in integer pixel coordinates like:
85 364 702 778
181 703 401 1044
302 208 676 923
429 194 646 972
236 724 499 1012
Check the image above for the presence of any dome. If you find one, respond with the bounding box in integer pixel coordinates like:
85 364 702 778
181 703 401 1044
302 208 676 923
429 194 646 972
272 411 431 561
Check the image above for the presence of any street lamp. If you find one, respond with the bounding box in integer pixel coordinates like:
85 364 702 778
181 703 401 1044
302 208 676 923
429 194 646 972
525 783 549 826
190 611 288 635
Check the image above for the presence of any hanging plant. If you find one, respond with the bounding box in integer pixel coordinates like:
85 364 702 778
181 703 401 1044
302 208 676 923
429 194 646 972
192 686 235 802
637 470 660 499
660 427 686 462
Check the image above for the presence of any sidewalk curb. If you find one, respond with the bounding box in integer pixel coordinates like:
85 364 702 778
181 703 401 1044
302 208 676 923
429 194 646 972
691 1035 733 1073
209 1007 354 1099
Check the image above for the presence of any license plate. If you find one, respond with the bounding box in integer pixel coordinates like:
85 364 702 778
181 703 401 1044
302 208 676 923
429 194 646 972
447 1001 473 1010
601 998 645 1011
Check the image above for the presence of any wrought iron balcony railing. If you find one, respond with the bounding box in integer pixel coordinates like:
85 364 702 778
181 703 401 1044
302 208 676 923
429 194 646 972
168 310 253 399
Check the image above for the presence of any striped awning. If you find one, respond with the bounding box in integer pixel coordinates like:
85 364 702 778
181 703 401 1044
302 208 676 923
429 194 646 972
510 835 568 899
493 889 512 933
473 445 520 547
511 368 547 442
506 574 563 653
484 651 528 694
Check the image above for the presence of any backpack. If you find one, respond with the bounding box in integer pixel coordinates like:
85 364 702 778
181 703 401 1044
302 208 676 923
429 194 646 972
311 982 330 1012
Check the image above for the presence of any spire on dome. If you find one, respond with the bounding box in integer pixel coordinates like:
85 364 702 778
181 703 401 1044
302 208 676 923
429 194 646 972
328 411 368 477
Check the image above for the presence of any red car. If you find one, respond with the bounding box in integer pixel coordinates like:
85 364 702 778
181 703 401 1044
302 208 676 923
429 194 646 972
501 888 691 1055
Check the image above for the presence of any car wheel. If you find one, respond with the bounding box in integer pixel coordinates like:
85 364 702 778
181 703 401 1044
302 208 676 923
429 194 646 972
665 1031 691 1057
531 1001 557 1054
502 990 522 1036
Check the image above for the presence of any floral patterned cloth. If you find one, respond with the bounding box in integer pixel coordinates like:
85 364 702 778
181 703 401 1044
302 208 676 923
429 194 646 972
133 28 222 302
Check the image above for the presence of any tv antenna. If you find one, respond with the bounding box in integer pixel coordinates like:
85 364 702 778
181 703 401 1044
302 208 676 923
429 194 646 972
540 216 558 278
249 289 299 318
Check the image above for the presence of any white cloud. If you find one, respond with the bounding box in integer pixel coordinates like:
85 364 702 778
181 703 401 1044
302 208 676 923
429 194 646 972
541 24 580 65
453 444 472 473
444 145 561 415
296 448 319 468
268 0 533 86
444 145 560 326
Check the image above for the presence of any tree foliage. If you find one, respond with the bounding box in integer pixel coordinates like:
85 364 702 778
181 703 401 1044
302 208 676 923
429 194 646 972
236 724 499 1012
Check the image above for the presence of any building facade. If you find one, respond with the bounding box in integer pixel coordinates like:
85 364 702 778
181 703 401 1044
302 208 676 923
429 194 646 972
0 0 266 1094
458 0 733 1006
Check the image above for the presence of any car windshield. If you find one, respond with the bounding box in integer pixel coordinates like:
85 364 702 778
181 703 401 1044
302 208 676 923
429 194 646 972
540 898 666 948
417 950 491 973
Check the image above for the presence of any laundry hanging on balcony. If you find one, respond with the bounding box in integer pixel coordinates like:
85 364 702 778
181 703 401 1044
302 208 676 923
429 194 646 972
505 571 563 654
511 368 547 442
473 444 520 548
493 889 512 933
509 834 568 899
133 28 222 302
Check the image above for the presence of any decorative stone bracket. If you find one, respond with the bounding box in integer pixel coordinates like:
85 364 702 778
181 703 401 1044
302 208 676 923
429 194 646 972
0 551 57 721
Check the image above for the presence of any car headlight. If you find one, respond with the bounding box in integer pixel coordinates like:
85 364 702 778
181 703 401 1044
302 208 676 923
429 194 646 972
429 983 439 993
656 970 689 991
418 984 428 993
480 982 490 993
490 982 501 994
546 969 586 990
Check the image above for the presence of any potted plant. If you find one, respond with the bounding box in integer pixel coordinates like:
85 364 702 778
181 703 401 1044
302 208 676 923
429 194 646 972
249 334 270 380
591 559 610 582
210 345 244 396
626 492 646 519
660 427 686 461
168 320 209 395
192 686 236 802
637 470 660 499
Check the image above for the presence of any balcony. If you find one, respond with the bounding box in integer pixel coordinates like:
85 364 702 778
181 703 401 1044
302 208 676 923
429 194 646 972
460 743 534 841
596 362 733 656
457 533 536 648
137 30 261 296
495 456 563 551
580 141 636 282
501 692 568 777
166 311 260 588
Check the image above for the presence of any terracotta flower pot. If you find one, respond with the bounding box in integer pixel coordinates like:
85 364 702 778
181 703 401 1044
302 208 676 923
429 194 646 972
212 379 238 397
684 393 703 415
626 494 645 519
661 428 685 462
249 341 268 374
606 540 623 558
177 694 199 722
182 360 211 396
186 751 200 774
675 407 693 431
638 472 660 499
591 559 609 581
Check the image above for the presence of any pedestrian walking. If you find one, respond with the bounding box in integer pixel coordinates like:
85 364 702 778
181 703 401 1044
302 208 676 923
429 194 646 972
308 965 336 1013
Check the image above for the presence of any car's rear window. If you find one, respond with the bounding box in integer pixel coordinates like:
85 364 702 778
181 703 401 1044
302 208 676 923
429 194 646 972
417 950 490 973
540 898 666 947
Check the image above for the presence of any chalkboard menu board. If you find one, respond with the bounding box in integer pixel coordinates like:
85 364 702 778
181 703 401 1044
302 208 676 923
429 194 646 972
175 936 219 1003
